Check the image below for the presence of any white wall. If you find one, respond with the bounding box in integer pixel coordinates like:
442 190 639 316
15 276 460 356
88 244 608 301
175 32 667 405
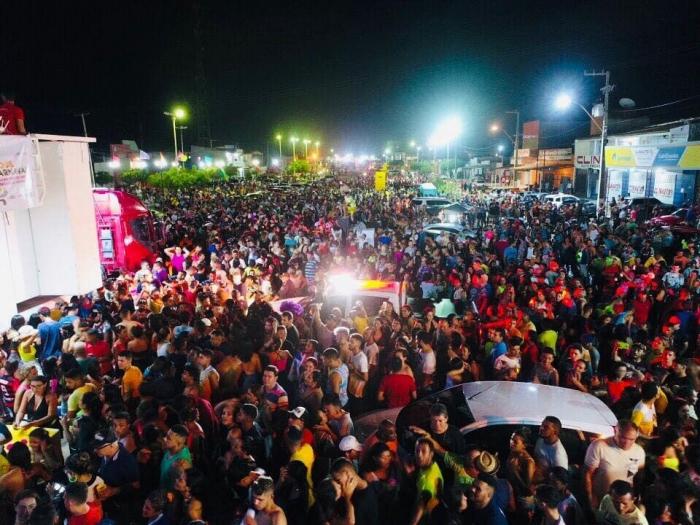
0 135 101 326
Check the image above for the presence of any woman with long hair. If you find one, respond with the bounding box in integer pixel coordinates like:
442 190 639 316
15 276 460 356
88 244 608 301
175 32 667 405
13 375 57 429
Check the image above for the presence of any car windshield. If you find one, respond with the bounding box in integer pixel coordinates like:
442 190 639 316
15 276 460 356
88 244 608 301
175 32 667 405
130 217 153 245
395 385 475 447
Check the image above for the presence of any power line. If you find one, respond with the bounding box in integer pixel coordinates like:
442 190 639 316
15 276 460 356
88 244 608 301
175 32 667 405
614 93 700 113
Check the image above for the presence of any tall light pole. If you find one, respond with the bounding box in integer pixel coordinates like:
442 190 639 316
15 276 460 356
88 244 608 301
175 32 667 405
303 139 310 158
290 137 298 160
555 70 613 216
490 110 519 187
315 141 320 156
164 107 186 162
585 70 613 217
276 134 283 158
177 126 187 155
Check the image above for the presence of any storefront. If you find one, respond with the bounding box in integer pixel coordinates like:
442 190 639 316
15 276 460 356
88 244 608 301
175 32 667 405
604 143 700 206
574 131 700 206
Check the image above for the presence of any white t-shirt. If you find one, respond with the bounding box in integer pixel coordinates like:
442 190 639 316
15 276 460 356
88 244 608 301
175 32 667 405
363 343 379 367
421 350 436 375
351 351 369 375
534 437 569 472
584 437 646 503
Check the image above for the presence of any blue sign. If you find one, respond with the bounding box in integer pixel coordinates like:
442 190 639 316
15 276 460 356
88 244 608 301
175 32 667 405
654 146 685 167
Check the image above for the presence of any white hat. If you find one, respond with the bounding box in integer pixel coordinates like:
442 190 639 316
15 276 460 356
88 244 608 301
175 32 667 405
15 325 38 341
201 318 212 327
339 435 363 452
288 406 307 419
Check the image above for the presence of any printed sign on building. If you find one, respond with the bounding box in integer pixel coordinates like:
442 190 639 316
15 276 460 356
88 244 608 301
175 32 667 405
628 169 648 198
607 169 624 200
652 169 676 204
0 136 45 211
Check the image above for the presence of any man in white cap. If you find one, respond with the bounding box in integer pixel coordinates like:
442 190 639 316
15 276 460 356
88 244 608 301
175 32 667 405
339 435 363 470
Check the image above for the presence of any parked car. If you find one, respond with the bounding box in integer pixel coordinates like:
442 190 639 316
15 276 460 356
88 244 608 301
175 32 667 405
394 382 617 465
411 197 452 208
422 222 478 240
543 193 579 208
647 208 688 227
622 197 675 220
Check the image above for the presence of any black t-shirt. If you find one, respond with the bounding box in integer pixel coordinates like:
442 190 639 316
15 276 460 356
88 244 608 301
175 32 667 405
431 424 465 454
352 482 380 525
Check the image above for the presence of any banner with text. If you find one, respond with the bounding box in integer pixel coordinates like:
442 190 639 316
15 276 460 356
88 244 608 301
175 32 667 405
0 136 45 211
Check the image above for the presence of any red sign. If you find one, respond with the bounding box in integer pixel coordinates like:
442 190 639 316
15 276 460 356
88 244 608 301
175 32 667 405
522 121 540 150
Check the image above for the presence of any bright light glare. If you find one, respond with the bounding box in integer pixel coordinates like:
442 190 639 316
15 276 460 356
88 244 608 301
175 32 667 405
171 161 179 167
555 93 573 110
490 124 500 133
173 108 186 119
430 116 463 147
252 158 260 167
497 145 504 153
384 148 391 155
275 134 282 140
409 140 416 148
271 158 280 167
214 160 225 168
198 160 206 168
330 274 356 296
108 160 120 169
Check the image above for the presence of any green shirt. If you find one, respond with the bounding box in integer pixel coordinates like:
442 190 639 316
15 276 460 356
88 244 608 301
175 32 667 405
443 452 475 487
160 447 192 486
416 461 443 500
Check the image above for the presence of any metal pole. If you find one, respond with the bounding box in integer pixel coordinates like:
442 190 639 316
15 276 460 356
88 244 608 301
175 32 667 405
172 116 178 161
507 110 519 188
586 70 613 217
278 138 282 158
178 126 187 155
75 112 89 137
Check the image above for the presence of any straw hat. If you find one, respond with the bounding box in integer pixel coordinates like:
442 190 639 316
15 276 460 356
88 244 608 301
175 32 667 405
474 451 500 475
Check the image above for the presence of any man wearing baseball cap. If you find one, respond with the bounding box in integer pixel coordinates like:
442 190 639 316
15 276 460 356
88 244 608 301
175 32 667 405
339 435 363 469
93 429 139 522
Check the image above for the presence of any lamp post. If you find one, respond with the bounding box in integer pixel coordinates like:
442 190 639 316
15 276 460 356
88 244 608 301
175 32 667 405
177 126 187 155
490 110 519 187
276 134 283 158
290 137 298 160
303 139 310 158
163 107 185 162
555 71 613 216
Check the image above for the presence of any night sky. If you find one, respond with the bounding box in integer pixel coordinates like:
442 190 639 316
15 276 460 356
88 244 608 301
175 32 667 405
3 0 700 157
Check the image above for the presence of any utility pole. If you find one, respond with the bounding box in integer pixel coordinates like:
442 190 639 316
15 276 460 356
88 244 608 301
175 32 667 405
75 112 94 185
506 110 519 187
177 126 188 155
585 70 613 217
75 112 90 137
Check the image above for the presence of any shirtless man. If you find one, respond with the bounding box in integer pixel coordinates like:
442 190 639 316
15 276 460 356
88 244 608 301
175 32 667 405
244 476 287 525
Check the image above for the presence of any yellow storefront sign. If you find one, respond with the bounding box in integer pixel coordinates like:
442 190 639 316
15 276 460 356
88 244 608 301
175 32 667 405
680 144 700 169
374 170 387 191
605 147 636 167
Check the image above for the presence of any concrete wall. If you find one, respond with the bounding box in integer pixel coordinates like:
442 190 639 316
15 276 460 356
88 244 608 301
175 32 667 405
0 135 102 326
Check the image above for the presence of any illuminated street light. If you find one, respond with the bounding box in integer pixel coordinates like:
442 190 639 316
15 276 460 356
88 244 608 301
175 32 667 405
164 107 186 163
430 116 463 175
290 136 299 159
409 140 416 148
252 158 261 167
490 124 500 133
554 93 573 110
271 158 280 167
497 144 504 153
303 139 310 158
275 134 283 158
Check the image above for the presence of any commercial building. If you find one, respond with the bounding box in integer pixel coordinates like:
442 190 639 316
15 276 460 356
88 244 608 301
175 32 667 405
573 119 700 206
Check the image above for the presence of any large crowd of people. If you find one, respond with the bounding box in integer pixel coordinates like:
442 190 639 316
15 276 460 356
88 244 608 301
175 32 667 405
1 171 699 525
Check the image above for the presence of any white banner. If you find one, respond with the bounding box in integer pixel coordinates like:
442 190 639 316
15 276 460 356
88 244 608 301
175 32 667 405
608 169 624 200
0 136 45 211
628 169 647 198
653 169 676 205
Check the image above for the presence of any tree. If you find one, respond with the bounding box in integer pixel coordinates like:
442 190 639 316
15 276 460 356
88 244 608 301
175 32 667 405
286 159 311 175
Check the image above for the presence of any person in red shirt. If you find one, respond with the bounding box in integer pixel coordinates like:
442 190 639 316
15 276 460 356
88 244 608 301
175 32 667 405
377 356 416 408
0 92 26 135
64 482 103 525
633 292 652 328
607 363 641 405
85 329 112 376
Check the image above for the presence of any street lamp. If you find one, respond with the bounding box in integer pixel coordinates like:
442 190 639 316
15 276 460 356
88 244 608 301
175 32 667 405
555 72 612 216
290 136 298 160
163 107 186 162
303 139 310 158
430 116 462 176
489 110 520 186
497 144 504 153
275 134 283 158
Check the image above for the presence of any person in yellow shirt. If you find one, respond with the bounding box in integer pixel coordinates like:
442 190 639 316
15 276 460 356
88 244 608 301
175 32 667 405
64 368 97 424
117 351 143 406
631 381 659 437
286 426 315 508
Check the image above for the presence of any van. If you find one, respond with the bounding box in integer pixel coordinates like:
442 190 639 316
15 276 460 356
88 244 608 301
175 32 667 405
411 197 452 208
417 182 438 197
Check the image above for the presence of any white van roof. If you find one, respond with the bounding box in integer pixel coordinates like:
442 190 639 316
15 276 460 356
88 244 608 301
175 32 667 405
419 183 437 190
461 381 617 436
